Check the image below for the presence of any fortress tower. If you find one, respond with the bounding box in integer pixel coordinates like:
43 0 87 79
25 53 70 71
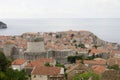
24 36 46 60
26 37 45 53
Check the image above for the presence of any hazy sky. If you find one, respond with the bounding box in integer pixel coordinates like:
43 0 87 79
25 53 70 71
0 0 120 18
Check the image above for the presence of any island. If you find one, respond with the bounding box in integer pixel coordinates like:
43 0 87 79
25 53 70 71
0 21 7 29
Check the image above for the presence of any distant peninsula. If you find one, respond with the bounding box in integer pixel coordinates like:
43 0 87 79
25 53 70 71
0 21 7 29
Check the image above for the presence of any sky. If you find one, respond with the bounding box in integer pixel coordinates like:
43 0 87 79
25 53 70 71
0 0 120 18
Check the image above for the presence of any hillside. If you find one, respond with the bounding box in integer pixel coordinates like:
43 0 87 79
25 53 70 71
42 30 120 50
2 30 119 51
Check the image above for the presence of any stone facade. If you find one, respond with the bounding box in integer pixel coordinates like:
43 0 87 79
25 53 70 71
3 44 19 59
26 37 45 52
47 50 74 64
3 44 15 57
101 70 120 80
24 37 46 60
24 37 74 63
24 50 74 64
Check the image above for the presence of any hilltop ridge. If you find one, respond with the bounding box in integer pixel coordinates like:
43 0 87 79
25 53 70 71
22 30 120 51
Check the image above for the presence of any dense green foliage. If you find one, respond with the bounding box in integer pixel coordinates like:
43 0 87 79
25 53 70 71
71 34 75 38
67 53 100 63
73 40 77 43
0 51 8 71
74 43 86 48
4 69 27 80
56 34 62 38
44 62 51 66
72 71 100 80
92 44 100 49
67 56 84 63
108 64 120 70
86 54 96 60
0 51 27 80
55 62 65 68
78 43 86 48
55 62 67 71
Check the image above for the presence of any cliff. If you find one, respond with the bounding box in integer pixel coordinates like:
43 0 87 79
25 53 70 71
0 21 7 29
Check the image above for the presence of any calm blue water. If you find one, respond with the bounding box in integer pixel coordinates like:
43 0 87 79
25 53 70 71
0 18 120 43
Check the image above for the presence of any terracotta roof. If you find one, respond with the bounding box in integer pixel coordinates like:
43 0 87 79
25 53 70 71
84 60 106 65
107 58 120 66
76 59 106 65
90 48 108 54
12 59 26 65
94 58 106 61
26 58 55 67
26 61 43 67
111 50 120 55
6 40 15 44
92 65 106 74
32 66 61 76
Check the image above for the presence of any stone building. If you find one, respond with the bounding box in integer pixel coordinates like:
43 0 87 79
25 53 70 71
47 50 74 64
26 37 45 52
24 37 46 60
24 37 74 64
66 63 89 80
101 70 120 80
3 40 19 59
11 59 27 71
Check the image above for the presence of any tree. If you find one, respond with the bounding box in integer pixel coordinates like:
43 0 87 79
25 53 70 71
0 71 7 80
71 34 75 38
73 40 77 43
55 62 65 69
75 44 78 48
55 62 65 68
67 56 84 63
72 71 100 80
0 51 27 80
88 49 91 54
56 34 59 38
5 69 27 80
44 62 50 66
108 64 120 70
93 44 100 49
78 44 85 48
56 34 62 38
55 62 66 71
67 56 76 63
0 51 8 71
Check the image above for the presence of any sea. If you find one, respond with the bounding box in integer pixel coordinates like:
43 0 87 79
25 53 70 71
0 18 120 44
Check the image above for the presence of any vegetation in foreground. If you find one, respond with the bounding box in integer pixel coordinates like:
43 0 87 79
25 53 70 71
0 51 27 80
72 71 100 80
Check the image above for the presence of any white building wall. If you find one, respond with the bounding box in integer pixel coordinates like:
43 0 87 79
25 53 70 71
50 60 56 67
12 65 21 71
11 62 27 71
60 68 64 74
31 75 47 80
114 54 120 58
21 62 28 70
